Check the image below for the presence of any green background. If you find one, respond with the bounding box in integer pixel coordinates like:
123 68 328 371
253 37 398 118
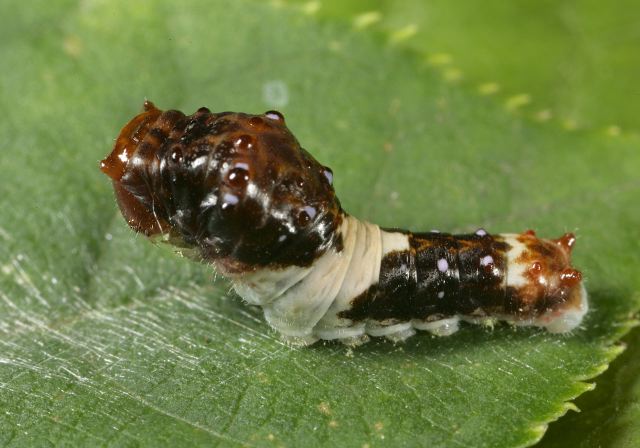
0 1 638 446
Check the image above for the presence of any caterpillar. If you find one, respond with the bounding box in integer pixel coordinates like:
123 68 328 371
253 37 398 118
100 101 588 346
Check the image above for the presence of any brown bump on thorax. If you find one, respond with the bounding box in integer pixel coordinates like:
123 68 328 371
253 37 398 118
100 102 343 271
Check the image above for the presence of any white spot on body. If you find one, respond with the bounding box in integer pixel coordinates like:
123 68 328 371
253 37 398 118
475 228 487 236
234 162 249 171
264 111 282 121
190 155 207 170
221 193 239 208
246 183 259 197
437 258 448 273
437 291 445 299
303 205 317 220
200 193 218 209
262 80 289 108
322 169 333 185
480 255 494 266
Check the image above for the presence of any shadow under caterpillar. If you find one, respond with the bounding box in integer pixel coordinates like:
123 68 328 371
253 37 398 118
100 101 588 346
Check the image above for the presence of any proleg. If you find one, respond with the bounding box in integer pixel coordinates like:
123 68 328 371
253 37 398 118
100 102 588 346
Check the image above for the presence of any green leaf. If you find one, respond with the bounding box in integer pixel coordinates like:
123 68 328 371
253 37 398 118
541 327 640 448
290 0 640 133
0 1 638 447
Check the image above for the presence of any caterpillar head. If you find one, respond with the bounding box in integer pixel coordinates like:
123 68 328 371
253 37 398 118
100 101 342 273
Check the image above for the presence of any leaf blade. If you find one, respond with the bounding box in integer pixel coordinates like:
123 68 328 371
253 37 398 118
0 1 638 447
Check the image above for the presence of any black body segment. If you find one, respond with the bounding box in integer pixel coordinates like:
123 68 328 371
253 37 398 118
339 231 511 321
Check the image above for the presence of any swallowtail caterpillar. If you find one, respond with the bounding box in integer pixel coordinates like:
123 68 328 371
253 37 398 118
100 101 588 346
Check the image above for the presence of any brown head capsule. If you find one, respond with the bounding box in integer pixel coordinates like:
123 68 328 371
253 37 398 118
100 101 342 273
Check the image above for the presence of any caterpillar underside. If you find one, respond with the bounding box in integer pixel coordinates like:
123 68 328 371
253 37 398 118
100 101 588 346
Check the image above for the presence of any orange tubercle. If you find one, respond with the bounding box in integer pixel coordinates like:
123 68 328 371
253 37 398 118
555 233 576 253
559 268 582 287
529 261 542 273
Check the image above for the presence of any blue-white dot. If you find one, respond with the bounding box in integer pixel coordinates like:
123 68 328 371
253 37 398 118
480 255 494 266
221 193 239 209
